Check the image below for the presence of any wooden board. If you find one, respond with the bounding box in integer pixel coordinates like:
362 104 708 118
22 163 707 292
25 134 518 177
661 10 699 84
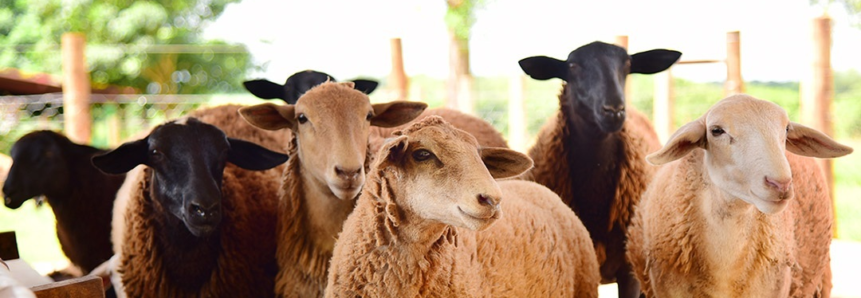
31 275 105 298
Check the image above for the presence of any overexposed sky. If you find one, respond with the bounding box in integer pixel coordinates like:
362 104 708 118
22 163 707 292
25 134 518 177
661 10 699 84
204 0 861 82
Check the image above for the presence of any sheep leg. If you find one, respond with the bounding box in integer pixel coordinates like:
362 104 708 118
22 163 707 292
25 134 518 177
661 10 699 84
615 263 642 298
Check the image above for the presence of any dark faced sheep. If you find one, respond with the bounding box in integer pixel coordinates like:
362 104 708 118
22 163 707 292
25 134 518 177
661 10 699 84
92 117 288 297
2 131 125 275
243 70 379 104
518 41 680 297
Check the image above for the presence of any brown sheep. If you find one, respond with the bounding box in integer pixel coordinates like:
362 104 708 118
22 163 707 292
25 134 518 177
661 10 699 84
370 107 509 154
325 116 599 298
93 117 288 297
626 94 852 297
518 41 680 297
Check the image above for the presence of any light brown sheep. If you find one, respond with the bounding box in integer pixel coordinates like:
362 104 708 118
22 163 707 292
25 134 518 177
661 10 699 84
626 94 853 297
369 107 509 153
325 116 600 298
239 81 428 298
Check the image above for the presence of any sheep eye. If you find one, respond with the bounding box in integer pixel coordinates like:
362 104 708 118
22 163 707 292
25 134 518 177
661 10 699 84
412 149 434 162
786 125 790 134
151 149 164 160
366 112 373 121
710 127 725 137
297 113 308 124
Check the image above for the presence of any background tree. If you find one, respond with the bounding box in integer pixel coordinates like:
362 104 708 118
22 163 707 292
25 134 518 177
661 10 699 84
0 0 254 94
445 0 483 113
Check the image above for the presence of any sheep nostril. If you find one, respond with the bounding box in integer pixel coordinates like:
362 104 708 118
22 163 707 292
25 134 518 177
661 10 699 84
477 194 495 207
191 204 206 217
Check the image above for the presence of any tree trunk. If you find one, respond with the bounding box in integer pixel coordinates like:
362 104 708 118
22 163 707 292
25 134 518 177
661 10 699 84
446 0 474 114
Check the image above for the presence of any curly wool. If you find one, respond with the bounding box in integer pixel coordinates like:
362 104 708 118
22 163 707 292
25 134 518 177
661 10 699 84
119 164 280 298
626 151 832 297
524 86 660 280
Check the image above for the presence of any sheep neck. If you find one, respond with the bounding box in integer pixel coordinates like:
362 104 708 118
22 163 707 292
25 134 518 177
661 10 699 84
300 169 356 251
147 170 220 290
684 152 793 296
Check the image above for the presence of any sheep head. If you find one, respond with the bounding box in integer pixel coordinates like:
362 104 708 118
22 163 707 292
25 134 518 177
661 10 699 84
240 81 427 201
92 117 288 238
243 70 379 104
373 116 533 232
2 131 72 209
647 94 853 214
519 41 680 134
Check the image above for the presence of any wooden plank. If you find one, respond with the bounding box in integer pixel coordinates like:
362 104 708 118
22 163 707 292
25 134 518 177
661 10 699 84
0 231 19 260
724 31 744 96
31 275 105 298
61 32 92 144
389 38 409 101
653 68 674 144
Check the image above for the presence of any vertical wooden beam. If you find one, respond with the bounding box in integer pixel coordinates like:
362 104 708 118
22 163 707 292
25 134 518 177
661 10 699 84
62 33 91 144
801 16 836 236
724 31 744 96
653 68 674 144
389 38 409 101
614 35 632 102
508 74 527 152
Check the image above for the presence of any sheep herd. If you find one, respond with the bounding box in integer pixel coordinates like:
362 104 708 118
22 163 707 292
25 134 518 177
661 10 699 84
1 41 853 298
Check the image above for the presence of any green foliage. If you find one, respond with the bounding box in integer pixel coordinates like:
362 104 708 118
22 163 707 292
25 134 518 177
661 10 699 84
444 0 484 40
0 0 253 94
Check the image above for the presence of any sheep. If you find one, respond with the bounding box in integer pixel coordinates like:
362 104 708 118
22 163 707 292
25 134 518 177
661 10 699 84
2 131 124 275
518 41 680 297
324 116 600 298
369 107 509 153
625 94 853 297
239 81 428 297
91 117 289 297
243 70 379 104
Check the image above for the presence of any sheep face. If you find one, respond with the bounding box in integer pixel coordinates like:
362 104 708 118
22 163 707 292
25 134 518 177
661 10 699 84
240 81 426 201
519 41 681 134
3 131 71 209
375 116 533 231
92 118 288 237
243 70 379 104
647 94 853 214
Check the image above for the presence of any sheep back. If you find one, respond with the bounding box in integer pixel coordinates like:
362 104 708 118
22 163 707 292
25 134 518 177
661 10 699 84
187 104 292 154
370 107 508 154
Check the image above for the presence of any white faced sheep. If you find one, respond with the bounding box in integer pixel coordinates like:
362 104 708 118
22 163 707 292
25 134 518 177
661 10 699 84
2 131 124 275
518 41 680 297
625 94 853 297
243 69 379 104
325 116 600 298
239 81 428 298
92 117 289 297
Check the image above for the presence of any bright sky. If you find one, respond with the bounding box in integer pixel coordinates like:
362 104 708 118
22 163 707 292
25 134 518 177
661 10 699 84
203 0 861 83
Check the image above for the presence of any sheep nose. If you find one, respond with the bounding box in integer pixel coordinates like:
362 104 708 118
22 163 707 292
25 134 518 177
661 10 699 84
765 176 792 193
335 166 361 181
477 193 499 208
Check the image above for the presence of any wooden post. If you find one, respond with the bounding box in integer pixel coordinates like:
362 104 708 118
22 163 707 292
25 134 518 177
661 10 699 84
725 31 744 96
653 68 674 144
615 35 632 101
801 16 836 236
62 33 91 144
389 38 409 101
508 74 527 152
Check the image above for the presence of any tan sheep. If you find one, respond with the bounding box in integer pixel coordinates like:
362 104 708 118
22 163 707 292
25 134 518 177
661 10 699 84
626 94 853 297
369 107 509 154
325 116 600 298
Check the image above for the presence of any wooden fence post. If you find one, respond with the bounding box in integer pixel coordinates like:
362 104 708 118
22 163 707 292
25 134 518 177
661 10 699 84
614 35 632 102
390 38 408 101
508 74 527 152
725 31 744 96
62 33 91 144
653 68 673 144
801 16 837 236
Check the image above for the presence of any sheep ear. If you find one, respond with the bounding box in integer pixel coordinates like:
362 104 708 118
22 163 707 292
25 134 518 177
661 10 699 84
239 103 296 131
630 49 682 74
380 136 409 163
226 138 289 171
243 79 285 101
646 119 706 165
518 56 567 81
351 79 379 94
371 101 428 128
479 147 534 179
92 138 149 174
786 122 853 158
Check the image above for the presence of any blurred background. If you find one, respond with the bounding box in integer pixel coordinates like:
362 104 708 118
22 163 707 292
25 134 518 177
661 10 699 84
1 0 860 295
